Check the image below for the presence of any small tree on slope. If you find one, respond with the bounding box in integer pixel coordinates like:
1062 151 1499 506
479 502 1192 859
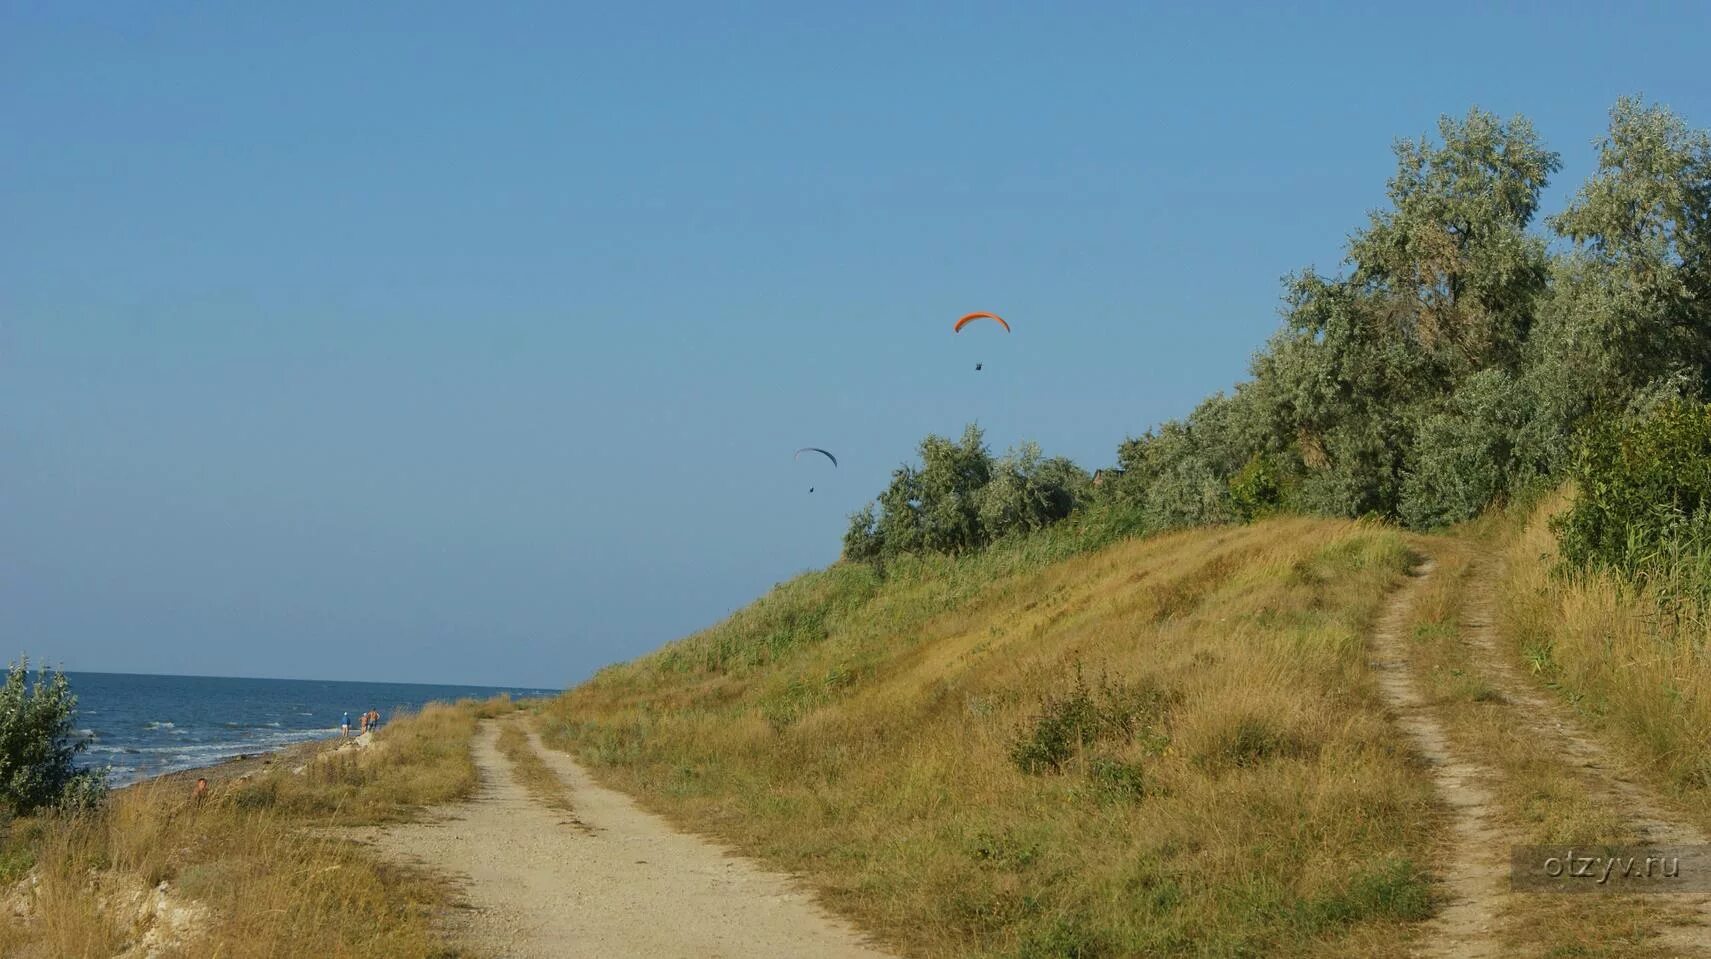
0 657 103 814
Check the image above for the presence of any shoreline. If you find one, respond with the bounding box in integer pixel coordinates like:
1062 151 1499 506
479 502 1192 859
115 733 348 793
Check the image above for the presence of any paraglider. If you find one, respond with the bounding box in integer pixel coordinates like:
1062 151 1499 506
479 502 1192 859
955 312 1008 370
953 311 1010 333
795 447 837 492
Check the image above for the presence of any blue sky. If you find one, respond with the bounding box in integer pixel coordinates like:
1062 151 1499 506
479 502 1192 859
4 2 1708 686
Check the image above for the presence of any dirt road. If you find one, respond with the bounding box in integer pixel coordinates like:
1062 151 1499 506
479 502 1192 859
1373 554 1711 957
1369 559 1507 958
358 720 893 958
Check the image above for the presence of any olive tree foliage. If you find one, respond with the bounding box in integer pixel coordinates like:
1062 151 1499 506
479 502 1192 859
1398 368 1538 528
1527 97 1711 452
978 442 1088 538
1 658 104 814
844 425 1089 562
1114 410 1237 529
1108 101 1711 532
1255 273 1432 519
1349 110 1560 378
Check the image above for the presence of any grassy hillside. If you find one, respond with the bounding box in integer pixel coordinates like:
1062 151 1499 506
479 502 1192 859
1501 493 1711 822
541 517 1439 958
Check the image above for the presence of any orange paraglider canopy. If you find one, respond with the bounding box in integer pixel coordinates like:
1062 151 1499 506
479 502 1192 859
953 312 1010 333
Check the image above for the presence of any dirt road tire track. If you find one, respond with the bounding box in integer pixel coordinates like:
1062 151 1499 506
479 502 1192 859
1371 558 1508 958
1375 553 1711 957
356 719 894 959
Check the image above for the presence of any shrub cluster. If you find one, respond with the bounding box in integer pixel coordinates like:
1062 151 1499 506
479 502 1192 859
844 425 1090 562
1009 666 1176 785
0 658 103 815
1556 400 1711 570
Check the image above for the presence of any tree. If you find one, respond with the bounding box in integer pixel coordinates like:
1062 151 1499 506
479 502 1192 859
1224 109 1562 523
0 658 103 814
849 426 1088 561
1399 369 1534 528
1533 97 1711 423
1254 272 1427 519
1350 108 1560 377
842 504 884 564
977 442 1088 538
914 425 993 553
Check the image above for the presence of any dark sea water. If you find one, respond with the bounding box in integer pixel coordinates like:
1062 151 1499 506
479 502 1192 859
67 671 560 787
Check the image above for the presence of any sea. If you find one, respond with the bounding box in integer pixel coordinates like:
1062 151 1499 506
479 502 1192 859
66 671 561 787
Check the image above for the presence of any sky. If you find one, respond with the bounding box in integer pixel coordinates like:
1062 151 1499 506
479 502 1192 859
4 2 1709 687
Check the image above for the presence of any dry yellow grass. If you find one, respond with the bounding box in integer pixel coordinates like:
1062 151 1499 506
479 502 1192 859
495 718 575 813
1393 519 1686 957
542 517 1438 957
0 697 511 958
18 490 1704 958
1499 491 1711 826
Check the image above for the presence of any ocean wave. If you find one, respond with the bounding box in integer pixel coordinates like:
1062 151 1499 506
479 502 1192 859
84 727 339 780
145 721 176 730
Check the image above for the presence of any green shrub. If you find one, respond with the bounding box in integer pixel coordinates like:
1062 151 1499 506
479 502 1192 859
1194 714 1310 772
1555 399 1711 572
1009 668 1175 775
850 426 1092 563
0 658 104 814
1399 370 1539 528
1083 758 1150 802
1009 677 1096 774
1228 452 1286 521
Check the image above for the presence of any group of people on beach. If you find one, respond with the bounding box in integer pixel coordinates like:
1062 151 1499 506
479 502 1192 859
340 708 382 736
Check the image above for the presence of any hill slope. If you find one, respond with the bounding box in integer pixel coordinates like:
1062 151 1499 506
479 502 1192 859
542 518 1438 957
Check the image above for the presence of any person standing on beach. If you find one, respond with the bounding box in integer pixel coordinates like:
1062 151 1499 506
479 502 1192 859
341 710 351 736
358 710 369 735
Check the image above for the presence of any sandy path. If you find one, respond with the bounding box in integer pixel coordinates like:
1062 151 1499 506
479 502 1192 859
1370 559 1508 958
1460 560 1711 954
1374 555 1711 957
358 720 894 959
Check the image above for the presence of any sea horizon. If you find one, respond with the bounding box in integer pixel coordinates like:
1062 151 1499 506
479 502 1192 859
62 667 559 690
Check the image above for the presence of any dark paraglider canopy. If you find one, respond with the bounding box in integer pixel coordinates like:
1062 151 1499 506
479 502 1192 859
796 448 837 494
